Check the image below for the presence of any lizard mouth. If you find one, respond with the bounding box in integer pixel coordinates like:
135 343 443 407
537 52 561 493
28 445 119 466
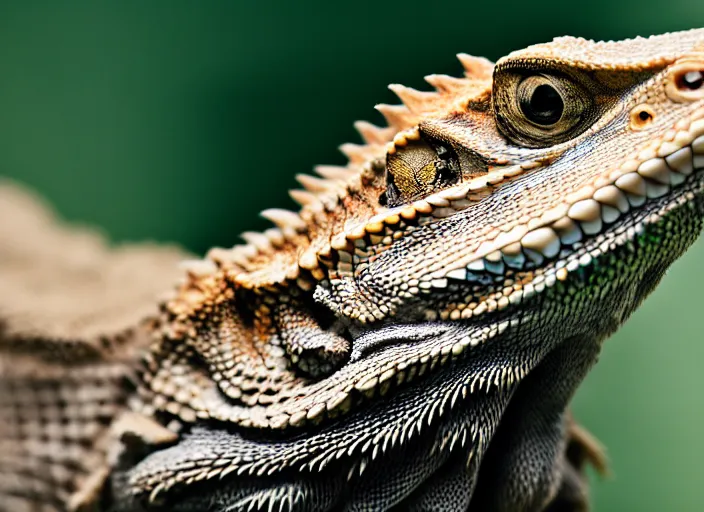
434 116 704 296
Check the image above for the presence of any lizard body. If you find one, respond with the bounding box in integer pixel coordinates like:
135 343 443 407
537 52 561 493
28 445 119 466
1 28 704 511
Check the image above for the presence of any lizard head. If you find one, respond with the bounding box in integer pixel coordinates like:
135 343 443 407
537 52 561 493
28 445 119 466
130 29 704 510
322 29 704 332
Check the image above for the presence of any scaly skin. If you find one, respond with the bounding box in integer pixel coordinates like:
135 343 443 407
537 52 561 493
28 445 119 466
2 28 704 512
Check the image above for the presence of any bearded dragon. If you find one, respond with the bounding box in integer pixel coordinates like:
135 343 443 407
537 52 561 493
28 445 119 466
1 28 704 512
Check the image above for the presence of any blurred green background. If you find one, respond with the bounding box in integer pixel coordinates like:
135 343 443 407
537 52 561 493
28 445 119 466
1 1 702 510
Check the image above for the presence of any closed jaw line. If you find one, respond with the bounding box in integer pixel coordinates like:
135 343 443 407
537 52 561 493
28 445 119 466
437 116 704 288
307 110 704 324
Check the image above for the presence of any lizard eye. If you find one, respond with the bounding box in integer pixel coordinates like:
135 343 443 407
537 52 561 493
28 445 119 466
679 70 703 90
495 73 594 148
519 79 564 126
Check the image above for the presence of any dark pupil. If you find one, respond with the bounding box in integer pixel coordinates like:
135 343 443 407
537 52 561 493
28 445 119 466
523 84 564 126
682 71 704 90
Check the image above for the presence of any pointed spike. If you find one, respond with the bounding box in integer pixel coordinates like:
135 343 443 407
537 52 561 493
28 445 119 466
354 120 393 145
424 74 470 93
307 453 325 472
260 208 307 232
296 173 337 193
284 489 293 511
314 165 354 181
390 427 400 448
263 227 286 247
289 188 317 206
372 443 379 460
230 243 258 262
405 423 414 443
207 245 248 267
324 453 336 472
388 83 439 114
374 103 418 130
339 142 374 164
240 231 272 252
428 400 438 426
179 258 217 278
440 433 450 453
358 458 368 476
456 54 494 79
148 482 166 504
256 462 270 477
298 247 320 271
450 385 462 409
382 432 391 454
347 437 363 457
219 464 239 480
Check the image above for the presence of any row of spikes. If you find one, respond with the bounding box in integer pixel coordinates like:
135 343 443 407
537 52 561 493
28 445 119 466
137 347 527 500
176 55 496 295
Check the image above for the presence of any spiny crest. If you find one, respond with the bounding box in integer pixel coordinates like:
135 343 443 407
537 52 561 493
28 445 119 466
165 53 497 317
499 29 704 72
131 341 521 499
376 54 495 132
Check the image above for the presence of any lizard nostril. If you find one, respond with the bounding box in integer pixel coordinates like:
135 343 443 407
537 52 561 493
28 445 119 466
629 104 656 131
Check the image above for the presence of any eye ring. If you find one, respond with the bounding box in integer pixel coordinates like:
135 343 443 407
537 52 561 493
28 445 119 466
665 60 704 102
494 72 593 148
